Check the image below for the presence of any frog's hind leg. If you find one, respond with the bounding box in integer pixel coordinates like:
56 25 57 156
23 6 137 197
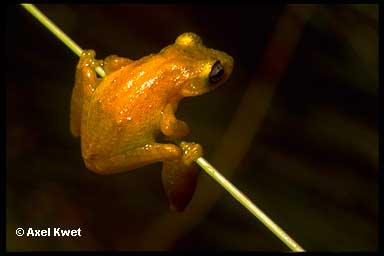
162 142 203 211
84 142 182 175
70 50 101 137
103 55 133 75
83 140 202 211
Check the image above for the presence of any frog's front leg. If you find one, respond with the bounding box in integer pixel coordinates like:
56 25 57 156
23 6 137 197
70 50 102 137
103 55 133 75
162 142 203 211
160 103 189 139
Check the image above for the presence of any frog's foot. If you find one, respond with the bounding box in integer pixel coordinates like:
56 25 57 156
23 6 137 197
161 142 203 212
180 141 203 165
78 49 103 71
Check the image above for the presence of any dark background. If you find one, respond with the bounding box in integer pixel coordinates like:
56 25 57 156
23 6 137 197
6 4 378 251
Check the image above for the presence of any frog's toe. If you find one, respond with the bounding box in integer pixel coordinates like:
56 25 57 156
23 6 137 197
78 49 101 68
81 49 96 58
180 142 203 166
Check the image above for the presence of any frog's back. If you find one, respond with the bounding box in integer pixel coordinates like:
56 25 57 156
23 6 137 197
83 55 170 156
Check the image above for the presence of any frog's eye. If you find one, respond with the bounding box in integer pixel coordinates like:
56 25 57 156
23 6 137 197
209 61 225 84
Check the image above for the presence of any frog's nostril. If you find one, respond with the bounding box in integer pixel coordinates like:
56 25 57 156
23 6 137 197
209 61 224 84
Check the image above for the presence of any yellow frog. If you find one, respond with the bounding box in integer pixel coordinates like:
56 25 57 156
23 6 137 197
70 32 233 211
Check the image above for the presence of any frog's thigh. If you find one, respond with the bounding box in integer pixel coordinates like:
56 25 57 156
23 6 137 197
70 50 100 137
88 143 181 175
162 142 203 211
103 55 133 75
160 104 189 138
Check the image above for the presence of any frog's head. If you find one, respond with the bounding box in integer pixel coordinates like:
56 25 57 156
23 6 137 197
160 32 234 97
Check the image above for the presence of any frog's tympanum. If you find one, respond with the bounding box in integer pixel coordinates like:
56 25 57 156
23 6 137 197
70 32 233 211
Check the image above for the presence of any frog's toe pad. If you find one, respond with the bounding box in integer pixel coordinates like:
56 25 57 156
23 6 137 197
180 142 203 166
79 50 102 69
79 49 95 62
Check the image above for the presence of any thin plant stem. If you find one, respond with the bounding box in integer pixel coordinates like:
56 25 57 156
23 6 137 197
20 3 305 252
196 157 305 252
21 4 106 77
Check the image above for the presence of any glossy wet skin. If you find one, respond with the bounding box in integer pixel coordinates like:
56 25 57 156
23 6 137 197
70 33 233 211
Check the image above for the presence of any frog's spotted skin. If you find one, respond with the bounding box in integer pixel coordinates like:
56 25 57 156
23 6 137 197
70 32 233 211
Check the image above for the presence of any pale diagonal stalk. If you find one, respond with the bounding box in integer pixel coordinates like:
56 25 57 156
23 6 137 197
20 3 305 252
196 157 305 252
21 4 106 78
